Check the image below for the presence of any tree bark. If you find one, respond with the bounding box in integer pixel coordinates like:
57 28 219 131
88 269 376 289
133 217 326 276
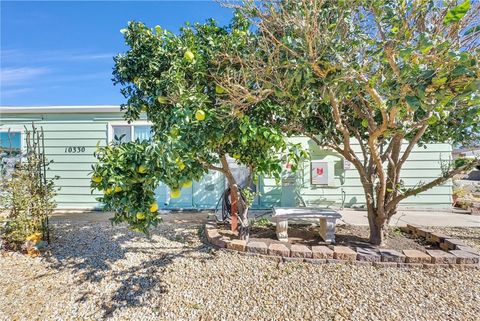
220 155 249 240
367 209 388 246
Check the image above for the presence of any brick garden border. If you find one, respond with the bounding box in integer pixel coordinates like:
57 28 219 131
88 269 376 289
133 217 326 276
205 222 480 269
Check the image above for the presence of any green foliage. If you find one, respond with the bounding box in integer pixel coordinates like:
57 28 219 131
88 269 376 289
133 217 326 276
444 0 470 25
112 16 293 182
224 0 479 244
0 126 56 247
251 217 271 227
92 140 181 233
96 14 307 233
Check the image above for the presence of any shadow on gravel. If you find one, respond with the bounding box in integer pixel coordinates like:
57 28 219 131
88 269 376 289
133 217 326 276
45 221 214 318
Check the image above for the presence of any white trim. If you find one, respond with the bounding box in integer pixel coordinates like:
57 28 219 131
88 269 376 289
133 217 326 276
107 121 153 142
0 106 121 114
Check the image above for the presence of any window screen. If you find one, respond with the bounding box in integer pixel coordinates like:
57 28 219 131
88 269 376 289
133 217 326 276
134 126 152 141
112 126 131 142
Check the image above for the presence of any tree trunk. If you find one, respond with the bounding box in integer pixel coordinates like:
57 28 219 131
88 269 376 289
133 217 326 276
220 155 249 240
367 210 388 246
230 184 238 233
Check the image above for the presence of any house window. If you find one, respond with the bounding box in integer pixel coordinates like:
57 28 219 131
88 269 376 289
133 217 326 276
0 131 22 156
112 126 132 142
109 123 152 143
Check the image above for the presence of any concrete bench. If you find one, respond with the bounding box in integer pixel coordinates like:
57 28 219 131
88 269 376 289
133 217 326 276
272 207 342 243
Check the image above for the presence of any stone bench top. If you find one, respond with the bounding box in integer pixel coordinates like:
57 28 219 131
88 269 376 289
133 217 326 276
272 207 342 219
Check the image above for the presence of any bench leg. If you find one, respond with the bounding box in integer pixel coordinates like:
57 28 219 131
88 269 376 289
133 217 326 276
319 218 336 243
276 219 289 242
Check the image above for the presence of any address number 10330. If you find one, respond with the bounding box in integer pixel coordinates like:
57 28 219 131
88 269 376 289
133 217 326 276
64 146 86 153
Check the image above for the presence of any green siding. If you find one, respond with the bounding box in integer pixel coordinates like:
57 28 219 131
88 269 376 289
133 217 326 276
257 137 453 209
1 113 113 209
1 112 453 210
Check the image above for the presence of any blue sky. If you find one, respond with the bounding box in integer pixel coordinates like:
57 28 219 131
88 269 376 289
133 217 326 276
0 1 234 106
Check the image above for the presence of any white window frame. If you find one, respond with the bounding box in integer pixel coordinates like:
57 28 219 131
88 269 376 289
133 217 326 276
107 121 152 142
0 127 25 154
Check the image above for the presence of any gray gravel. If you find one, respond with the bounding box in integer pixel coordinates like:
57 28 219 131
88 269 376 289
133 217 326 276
0 221 479 321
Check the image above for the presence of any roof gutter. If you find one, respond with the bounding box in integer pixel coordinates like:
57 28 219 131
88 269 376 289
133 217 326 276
0 106 122 114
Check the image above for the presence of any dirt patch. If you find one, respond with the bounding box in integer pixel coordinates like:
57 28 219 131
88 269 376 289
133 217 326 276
218 223 430 251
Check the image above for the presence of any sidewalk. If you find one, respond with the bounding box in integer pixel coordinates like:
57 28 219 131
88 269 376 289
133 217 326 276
50 208 480 228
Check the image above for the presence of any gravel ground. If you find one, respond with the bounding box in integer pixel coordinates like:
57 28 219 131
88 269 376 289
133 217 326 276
0 221 479 321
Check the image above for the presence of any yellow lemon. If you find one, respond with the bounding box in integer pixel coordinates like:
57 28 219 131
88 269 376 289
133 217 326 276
114 186 122 193
157 96 168 104
195 110 206 121
26 232 42 242
136 212 146 220
233 153 241 159
137 165 147 174
184 50 195 62
150 202 159 213
182 181 193 188
92 175 102 183
170 188 181 199
105 187 113 195
215 85 226 94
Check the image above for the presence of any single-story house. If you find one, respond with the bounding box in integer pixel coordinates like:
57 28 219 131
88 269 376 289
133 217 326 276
1 106 453 210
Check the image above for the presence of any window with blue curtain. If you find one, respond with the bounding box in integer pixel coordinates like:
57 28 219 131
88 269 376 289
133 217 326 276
134 125 152 141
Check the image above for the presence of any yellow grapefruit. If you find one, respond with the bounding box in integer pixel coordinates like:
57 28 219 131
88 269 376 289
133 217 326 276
170 188 181 199
182 181 193 188
195 110 206 121
184 50 195 62
150 202 159 213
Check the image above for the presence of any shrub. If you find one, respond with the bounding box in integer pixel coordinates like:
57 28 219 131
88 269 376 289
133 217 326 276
0 125 56 252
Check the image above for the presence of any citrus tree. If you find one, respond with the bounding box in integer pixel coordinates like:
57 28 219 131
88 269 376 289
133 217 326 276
219 0 480 244
91 16 305 237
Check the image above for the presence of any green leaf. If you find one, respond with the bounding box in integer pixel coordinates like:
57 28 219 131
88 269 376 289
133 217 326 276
431 77 448 86
405 95 421 110
444 0 470 25
464 25 480 35
427 115 439 125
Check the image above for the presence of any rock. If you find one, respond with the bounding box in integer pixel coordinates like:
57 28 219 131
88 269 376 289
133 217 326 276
449 250 480 264
205 228 220 242
311 246 333 259
333 246 356 261
456 245 479 256
426 232 450 244
356 247 381 262
373 261 398 268
268 243 290 257
379 249 406 263
415 227 432 238
440 238 467 251
290 244 312 258
210 236 230 248
227 239 247 252
426 250 457 264
246 241 268 255
403 250 431 263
